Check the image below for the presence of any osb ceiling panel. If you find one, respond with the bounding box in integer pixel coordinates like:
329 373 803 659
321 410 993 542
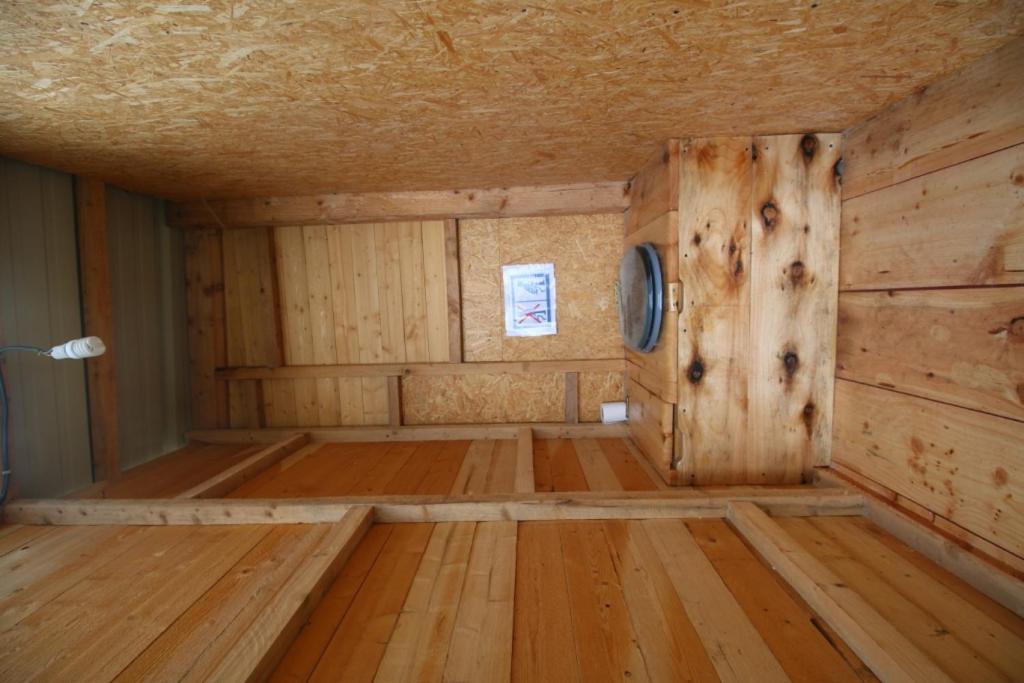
1 1 1021 200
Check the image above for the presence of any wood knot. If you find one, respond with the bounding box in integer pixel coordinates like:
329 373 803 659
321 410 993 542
834 157 844 181
760 202 778 232
687 359 705 384
751 144 759 161
1010 316 1024 336
789 260 805 283
783 351 799 376
801 402 815 436
800 134 818 160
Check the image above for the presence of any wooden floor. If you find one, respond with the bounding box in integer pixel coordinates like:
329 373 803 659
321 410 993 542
0 519 363 681
269 516 1024 683
71 442 262 499
80 438 663 499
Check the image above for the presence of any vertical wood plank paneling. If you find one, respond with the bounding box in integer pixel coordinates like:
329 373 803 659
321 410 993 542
350 223 385 364
422 220 451 362
444 219 463 362
184 230 228 428
273 227 313 425
676 137 752 484
303 226 341 425
396 222 430 362
749 133 842 482
374 223 406 362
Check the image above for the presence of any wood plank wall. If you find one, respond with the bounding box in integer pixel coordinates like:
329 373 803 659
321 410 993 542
833 38 1024 568
626 135 842 485
186 215 625 429
0 157 92 497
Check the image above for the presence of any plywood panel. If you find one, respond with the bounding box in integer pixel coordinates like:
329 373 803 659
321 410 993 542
402 374 564 425
837 288 1024 421
676 137 753 485
840 143 1024 291
3 5 1021 200
460 214 623 362
833 379 1024 558
843 37 1024 199
748 134 842 482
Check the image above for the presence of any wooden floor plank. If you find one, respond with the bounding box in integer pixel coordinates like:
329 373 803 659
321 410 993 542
384 441 444 495
782 516 1022 683
416 440 471 495
270 525 394 682
512 522 581 683
572 438 622 492
450 440 494 495
851 516 1024 639
729 502 954 683
306 523 434 682
559 521 650 681
348 443 417 495
643 518 789 683
547 438 589 492
688 519 874 683
375 522 475 681
532 439 555 492
486 440 518 494
604 520 719 682
445 521 517 682
597 438 659 491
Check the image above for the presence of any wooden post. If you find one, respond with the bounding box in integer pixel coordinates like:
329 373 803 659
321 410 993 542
387 376 402 427
76 177 120 482
444 219 462 362
564 371 579 424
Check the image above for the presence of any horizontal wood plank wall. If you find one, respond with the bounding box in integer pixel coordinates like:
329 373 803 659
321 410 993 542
624 143 680 479
834 37 1024 567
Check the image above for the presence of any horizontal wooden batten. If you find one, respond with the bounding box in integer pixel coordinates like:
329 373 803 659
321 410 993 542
187 423 629 444
215 358 624 381
168 182 631 229
3 488 864 526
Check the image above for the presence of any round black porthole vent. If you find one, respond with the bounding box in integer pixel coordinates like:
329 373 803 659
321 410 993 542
618 242 664 353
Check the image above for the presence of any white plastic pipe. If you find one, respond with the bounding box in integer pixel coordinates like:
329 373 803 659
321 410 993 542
48 336 106 360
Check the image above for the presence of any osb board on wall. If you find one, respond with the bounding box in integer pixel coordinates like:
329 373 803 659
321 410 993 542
460 214 622 362
2 3 1021 200
579 371 625 423
401 373 564 425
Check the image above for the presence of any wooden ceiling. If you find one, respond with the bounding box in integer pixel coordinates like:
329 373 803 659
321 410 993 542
0 1 1020 200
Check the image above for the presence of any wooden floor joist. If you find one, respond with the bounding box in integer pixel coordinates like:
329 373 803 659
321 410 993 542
727 501 955 683
187 422 629 444
3 489 863 526
175 434 310 499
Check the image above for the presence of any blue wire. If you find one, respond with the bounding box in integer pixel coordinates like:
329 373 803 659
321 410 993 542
0 345 47 505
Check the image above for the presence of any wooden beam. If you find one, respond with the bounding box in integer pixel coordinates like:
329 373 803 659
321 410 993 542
4 488 863 526
564 371 579 424
215 358 624 380
75 176 120 482
727 501 954 683
187 422 630 444
815 468 1024 617
444 219 462 363
387 376 402 427
514 427 535 494
176 433 309 499
167 182 631 230
205 507 372 681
